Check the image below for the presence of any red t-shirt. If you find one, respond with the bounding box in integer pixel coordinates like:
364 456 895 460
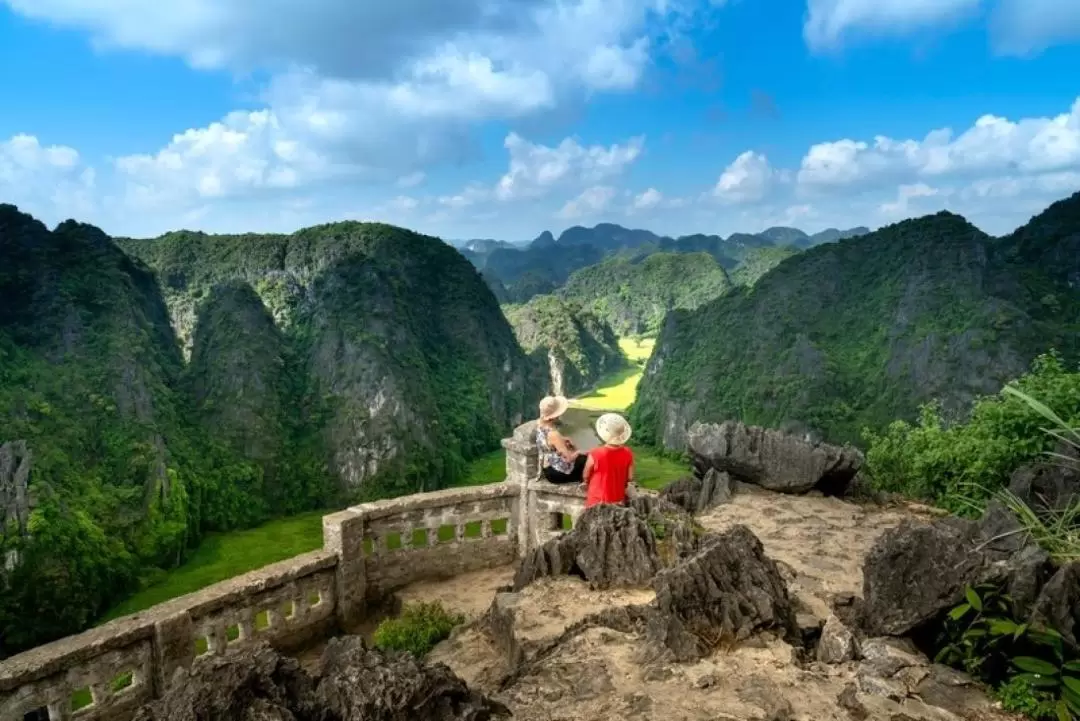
585 445 634 508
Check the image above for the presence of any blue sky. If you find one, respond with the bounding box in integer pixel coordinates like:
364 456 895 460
1 0 1079 240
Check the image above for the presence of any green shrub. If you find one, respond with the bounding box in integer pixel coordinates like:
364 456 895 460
862 352 1080 512
372 602 465 657
937 585 1080 720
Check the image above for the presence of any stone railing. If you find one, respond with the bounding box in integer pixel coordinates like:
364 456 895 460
1 422 574 721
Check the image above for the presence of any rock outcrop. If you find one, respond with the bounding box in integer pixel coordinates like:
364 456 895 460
1030 561 1080 648
688 421 863 495
0 440 31 547
508 499 797 666
651 525 799 657
1008 444 1080 512
133 637 509 721
658 468 733 515
860 506 1054 637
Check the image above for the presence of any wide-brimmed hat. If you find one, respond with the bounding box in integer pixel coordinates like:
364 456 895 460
595 413 632 445
539 395 569 421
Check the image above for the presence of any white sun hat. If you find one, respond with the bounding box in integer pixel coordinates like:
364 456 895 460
595 413 632 445
539 395 569 421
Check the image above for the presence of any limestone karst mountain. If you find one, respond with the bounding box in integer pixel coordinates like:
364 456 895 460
632 193 1080 449
0 207 543 654
503 295 624 397
558 251 734 337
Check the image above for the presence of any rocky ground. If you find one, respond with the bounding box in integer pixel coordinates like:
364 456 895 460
422 487 1020 721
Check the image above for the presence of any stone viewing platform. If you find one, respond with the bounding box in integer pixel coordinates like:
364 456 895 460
1 421 577 721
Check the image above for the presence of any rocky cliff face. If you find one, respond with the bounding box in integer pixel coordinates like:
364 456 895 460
121 222 543 495
503 295 623 397
559 252 733 336
0 208 542 654
633 195 1080 449
0 204 196 654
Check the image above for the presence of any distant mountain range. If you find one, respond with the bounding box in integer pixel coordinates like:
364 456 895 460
457 222 870 303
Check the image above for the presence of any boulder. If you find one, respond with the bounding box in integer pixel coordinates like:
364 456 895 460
1030 562 1080 649
513 503 661 591
1008 448 1080 512
513 499 706 591
687 421 863 495
659 468 733 514
861 511 1053 637
817 614 858 664
650 525 799 659
316 636 509 721
133 638 509 721
132 645 316 721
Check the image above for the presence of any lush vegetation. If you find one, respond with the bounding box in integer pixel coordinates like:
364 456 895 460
372 601 465 657
504 295 624 397
560 253 733 336
573 337 655 411
102 511 327 620
863 353 1080 512
730 246 800 287
633 196 1080 449
0 207 542 655
936 584 1080 720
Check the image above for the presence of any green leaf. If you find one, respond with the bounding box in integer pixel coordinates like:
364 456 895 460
1062 674 1080 696
1055 699 1071 721
1015 673 1062 689
1014 656 1061 676
988 618 1018 636
965 586 983 612
948 603 972 621
1014 623 1029 641
1064 661 1080 673
1064 685 1080 715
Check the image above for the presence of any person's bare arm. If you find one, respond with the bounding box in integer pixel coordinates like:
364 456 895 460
583 454 595 487
627 461 634 484
547 430 578 461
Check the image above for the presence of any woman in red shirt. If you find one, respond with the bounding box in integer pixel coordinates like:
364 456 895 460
583 413 635 508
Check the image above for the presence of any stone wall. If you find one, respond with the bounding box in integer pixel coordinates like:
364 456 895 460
1 422 577 721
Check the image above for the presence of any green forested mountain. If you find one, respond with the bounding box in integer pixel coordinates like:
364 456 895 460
0 208 541 654
730 246 801 287
559 252 734 336
473 222 868 304
632 194 1080 450
504 295 624 397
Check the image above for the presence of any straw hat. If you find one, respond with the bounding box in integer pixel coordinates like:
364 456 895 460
595 413 632 445
538 395 569 421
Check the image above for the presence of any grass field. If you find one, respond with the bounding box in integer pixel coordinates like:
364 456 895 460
572 337 655 411
102 511 328 621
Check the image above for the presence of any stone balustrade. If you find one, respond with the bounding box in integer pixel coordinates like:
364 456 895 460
2 422 578 721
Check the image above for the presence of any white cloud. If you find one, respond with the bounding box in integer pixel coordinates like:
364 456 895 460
798 98 1080 191
879 182 943 217
804 0 980 51
0 134 97 221
804 0 1080 55
632 187 664 210
494 132 644 201
712 151 775 204
558 185 617 219
991 0 1080 55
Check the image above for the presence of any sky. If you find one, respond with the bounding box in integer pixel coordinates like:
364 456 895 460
1 0 1080 241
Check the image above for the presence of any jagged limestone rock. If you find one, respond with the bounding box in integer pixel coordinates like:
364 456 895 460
861 511 1054 637
1030 562 1080 648
659 468 733 514
513 503 661 591
651 525 799 659
688 421 863 495
0 440 31 545
817 614 858 664
316 637 510 721
132 638 509 721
